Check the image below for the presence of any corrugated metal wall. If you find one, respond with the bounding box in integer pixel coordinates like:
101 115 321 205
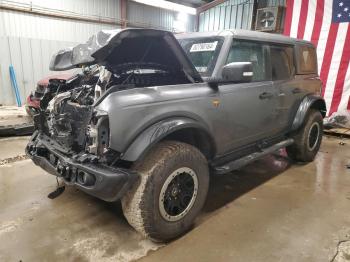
0 0 121 105
0 36 77 105
198 0 255 32
3 0 121 18
127 1 196 32
0 0 121 42
0 0 197 105
198 0 286 32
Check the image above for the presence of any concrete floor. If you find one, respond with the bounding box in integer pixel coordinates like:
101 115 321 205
0 135 350 261
0 106 32 126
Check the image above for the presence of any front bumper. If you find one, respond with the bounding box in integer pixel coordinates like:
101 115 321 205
26 131 138 202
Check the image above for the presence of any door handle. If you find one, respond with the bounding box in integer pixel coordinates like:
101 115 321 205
292 88 302 94
259 92 274 99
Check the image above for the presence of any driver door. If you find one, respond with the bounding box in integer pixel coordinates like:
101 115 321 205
218 40 279 152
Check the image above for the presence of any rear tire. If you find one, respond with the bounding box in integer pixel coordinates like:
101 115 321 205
286 109 323 162
121 141 209 242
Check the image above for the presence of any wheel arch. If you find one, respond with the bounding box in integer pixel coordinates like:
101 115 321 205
291 95 326 131
121 117 216 162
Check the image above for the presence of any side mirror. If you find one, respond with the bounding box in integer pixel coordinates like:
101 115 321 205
222 62 253 83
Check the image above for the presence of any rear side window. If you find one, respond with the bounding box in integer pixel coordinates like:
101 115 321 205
297 46 317 74
270 45 294 80
226 40 268 82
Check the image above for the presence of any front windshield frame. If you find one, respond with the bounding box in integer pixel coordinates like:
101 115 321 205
178 36 224 77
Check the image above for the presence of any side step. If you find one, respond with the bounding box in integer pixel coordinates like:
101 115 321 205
213 138 294 175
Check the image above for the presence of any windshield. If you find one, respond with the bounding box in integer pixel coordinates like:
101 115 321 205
178 37 224 76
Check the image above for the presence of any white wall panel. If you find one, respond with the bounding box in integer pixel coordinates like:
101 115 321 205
198 0 254 32
0 37 13 105
0 0 197 105
0 36 78 105
1 0 120 19
0 0 121 42
0 9 119 42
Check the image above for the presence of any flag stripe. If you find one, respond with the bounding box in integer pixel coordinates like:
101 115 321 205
283 0 350 117
338 63 350 110
329 26 350 114
290 0 303 37
283 0 294 36
322 23 348 113
320 22 339 98
317 0 333 74
341 66 350 110
303 0 317 41
310 0 324 47
297 0 310 39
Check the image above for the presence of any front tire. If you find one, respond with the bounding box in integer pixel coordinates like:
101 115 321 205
287 109 323 162
121 141 209 241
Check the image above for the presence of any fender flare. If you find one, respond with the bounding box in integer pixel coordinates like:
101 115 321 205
121 117 213 162
291 95 326 131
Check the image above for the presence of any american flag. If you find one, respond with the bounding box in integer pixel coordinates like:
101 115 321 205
284 0 350 116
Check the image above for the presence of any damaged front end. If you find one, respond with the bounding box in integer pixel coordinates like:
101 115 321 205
26 28 201 201
26 66 138 201
26 82 138 201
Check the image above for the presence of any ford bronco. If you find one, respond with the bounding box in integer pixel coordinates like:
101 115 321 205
26 28 326 241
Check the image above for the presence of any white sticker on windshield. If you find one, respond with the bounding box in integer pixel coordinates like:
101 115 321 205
190 41 218 52
195 66 207 72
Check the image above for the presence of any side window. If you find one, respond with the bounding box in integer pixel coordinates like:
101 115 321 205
226 40 267 82
270 45 294 80
298 46 317 73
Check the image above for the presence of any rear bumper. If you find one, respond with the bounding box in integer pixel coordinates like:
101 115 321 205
26 131 138 202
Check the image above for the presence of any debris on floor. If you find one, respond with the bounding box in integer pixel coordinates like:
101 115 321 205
331 240 350 262
0 154 28 166
0 106 34 136
324 127 350 139
1 135 350 262
324 111 350 129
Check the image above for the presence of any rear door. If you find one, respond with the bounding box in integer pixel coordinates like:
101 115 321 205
269 44 303 130
219 40 280 151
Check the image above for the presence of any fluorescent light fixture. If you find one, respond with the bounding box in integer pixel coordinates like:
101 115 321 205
177 12 188 22
132 0 197 15
174 20 186 32
174 12 188 32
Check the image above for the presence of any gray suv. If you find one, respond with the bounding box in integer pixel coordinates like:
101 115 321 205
26 28 326 241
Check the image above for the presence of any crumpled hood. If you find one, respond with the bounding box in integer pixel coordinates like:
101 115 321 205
49 28 202 83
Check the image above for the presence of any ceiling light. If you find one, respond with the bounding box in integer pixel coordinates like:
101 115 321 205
132 0 197 15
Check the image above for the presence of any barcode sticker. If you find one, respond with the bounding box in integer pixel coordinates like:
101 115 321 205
195 66 207 72
190 41 218 52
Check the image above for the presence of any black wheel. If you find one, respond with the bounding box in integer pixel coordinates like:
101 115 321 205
287 109 323 162
121 141 209 241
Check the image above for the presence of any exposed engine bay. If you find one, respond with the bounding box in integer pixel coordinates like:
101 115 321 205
38 61 192 156
25 28 202 201
28 28 202 171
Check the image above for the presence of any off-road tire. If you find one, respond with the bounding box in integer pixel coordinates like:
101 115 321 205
286 109 323 162
121 141 209 242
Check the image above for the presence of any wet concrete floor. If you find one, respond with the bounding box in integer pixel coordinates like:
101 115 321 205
0 135 350 261
142 136 350 262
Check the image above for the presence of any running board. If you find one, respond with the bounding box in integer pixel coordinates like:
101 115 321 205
213 138 294 175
